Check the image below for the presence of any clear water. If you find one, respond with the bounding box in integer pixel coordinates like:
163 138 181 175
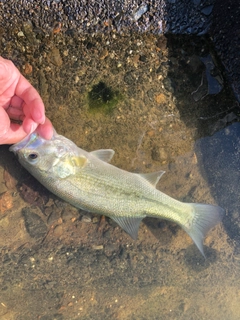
0 29 239 320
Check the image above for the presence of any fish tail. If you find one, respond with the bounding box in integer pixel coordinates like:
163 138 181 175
182 203 224 256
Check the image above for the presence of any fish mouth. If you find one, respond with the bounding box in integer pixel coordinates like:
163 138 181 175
9 132 39 154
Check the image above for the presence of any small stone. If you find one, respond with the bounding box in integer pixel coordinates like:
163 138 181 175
155 93 168 104
147 130 155 137
81 215 91 223
132 54 140 66
47 209 60 224
0 192 13 213
49 47 63 67
92 245 103 250
99 49 108 60
151 146 168 162
22 207 47 239
3 169 17 190
61 209 76 222
92 217 99 224
17 31 24 37
63 50 69 56
156 36 167 51
54 224 63 236
23 62 33 75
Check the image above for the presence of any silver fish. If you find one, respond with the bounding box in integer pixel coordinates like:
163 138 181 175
10 130 224 255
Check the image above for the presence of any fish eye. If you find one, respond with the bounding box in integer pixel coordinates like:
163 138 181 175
28 153 38 160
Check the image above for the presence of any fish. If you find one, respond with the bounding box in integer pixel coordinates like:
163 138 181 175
9 130 224 256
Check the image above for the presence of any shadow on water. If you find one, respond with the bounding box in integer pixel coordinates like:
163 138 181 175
195 122 240 246
165 33 240 251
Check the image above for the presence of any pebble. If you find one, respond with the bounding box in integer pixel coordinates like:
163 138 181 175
54 224 63 236
81 215 91 223
99 49 108 60
0 192 13 213
61 209 76 222
17 31 24 37
92 217 99 224
92 245 103 250
3 169 17 190
23 62 33 75
49 47 63 67
22 207 47 240
155 93 168 104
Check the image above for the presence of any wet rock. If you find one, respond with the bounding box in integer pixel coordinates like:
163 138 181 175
124 71 135 85
19 182 48 208
47 208 61 224
81 215 92 223
163 77 175 93
38 70 49 98
187 55 203 72
53 224 63 237
201 5 214 16
156 36 167 51
22 21 38 45
3 169 17 190
61 208 78 222
151 146 168 162
155 92 168 104
0 191 13 213
92 216 99 224
49 47 63 67
22 207 47 240
23 62 33 75
104 243 119 257
92 245 104 250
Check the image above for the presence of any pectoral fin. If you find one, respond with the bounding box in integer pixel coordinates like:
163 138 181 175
54 155 88 178
70 155 88 168
138 170 165 187
111 216 144 240
90 149 115 163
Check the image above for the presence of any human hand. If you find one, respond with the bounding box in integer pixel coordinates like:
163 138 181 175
0 57 53 144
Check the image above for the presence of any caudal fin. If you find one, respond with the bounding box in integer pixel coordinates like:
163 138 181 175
182 203 224 256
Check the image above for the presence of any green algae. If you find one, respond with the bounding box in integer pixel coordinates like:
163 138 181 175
87 81 122 114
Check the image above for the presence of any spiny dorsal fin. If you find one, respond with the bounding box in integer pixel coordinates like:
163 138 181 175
90 149 115 163
138 170 165 187
111 216 144 240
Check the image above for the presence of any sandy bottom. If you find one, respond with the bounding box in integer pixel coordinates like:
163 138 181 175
0 26 239 319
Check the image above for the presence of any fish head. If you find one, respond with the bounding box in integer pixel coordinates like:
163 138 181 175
9 130 76 177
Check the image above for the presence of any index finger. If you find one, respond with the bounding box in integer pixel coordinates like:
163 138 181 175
15 73 45 124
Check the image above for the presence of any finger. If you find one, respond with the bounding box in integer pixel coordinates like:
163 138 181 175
0 58 19 107
36 118 54 140
22 116 38 134
0 122 27 145
5 104 24 121
9 95 24 109
15 74 45 124
0 107 10 138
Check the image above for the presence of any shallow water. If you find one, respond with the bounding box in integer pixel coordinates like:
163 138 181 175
0 26 239 320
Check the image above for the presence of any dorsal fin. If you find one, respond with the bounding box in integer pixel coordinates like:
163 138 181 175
90 149 115 163
138 170 165 187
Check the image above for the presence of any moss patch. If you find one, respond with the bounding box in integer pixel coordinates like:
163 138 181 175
88 81 121 114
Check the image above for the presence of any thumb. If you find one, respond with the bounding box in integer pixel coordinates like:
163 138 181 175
0 107 10 138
